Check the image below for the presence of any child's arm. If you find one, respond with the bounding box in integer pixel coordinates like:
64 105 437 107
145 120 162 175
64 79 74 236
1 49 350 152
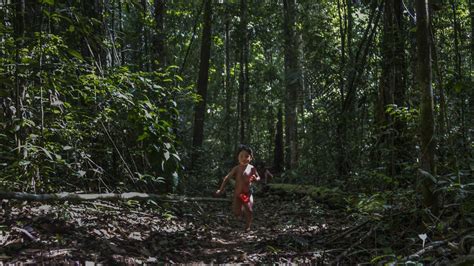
216 166 236 195
250 167 261 182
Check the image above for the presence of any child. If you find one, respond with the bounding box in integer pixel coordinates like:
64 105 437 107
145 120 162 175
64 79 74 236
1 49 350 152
215 145 260 231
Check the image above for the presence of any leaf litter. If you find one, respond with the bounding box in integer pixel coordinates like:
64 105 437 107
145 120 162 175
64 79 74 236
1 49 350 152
0 192 470 264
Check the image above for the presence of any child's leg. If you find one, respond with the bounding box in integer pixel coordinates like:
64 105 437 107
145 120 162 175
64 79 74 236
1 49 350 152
232 197 243 218
243 196 254 230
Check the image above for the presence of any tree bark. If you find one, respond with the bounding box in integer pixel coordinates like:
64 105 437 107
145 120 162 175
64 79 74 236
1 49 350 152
119 0 125 65
415 0 438 215
283 0 301 170
337 0 346 101
81 0 105 69
153 0 166 68
142 0 150 71
430 14 447 166
451 0 462 78
238 0 248 144
191 0 212 160
376 0 406 176
338 1 381 176
471 0 474 72
274 107 284 173
14 0 25 155
224 12 233 154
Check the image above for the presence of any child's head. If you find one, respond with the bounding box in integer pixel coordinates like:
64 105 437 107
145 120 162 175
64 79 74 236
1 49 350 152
237 145 253 166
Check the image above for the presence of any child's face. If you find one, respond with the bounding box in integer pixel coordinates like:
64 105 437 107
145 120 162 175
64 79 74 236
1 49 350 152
238 150 252 166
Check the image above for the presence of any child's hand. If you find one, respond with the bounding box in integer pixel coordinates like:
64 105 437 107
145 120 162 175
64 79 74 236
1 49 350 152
250 175 259 182
215 189 223 196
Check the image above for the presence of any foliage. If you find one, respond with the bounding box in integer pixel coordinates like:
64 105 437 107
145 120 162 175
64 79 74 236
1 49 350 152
0 32 189 192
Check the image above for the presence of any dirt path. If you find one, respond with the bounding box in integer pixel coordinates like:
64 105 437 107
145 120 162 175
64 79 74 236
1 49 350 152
0 194 361 264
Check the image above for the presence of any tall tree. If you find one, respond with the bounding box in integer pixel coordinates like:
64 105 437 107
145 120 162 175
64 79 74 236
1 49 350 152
376 0 406 176
471 0 474 71
338 0 381 176
451 0 462 79
274 107 284 173
282 0 301 170
237 0 249 144
224 5 233 154
415 0 438 214
430 8 448 166
81 0 105 70
141 0 150 71
153 0 166 68
191 0 213 161
13 0 25 153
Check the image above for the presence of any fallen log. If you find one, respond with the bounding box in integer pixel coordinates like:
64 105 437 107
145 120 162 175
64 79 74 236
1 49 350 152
0 192 230 202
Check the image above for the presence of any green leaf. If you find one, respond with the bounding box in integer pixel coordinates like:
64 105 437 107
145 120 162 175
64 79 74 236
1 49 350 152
454 82 463 93
19 160 31 166
418 168 437 184
40 0 54 5
172 153 181 161
40 147 53 160
137 132 149 141
67 49 84 61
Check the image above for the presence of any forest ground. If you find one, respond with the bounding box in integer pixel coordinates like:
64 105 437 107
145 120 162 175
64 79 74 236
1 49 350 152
0 188 468 264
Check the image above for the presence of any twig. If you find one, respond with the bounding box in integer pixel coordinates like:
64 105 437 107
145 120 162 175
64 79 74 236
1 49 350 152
401 228 474 261
402 240 445 261
327 219 370 243
333 222 378 264
100 120 136 183
12 227 38 242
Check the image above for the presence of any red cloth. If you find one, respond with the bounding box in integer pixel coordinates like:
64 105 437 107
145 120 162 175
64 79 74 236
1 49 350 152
239 193 250 203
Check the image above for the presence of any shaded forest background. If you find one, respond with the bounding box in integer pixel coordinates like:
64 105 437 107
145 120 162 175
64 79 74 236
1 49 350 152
0 0 473 235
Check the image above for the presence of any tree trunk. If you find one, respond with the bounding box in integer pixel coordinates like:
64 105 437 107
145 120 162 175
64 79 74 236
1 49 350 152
81 0 105 69
430 14 447 167
224 13 233 154
111 0 116 67
119 0 125 65
471 0 474 72
191 0 212 160
451 0 462 78
238 0 248 144
377 0 406 177
283 0 301 170
415 0 438 215
244 40 251 143
14 0 25 155
274 107 284 173
267 106 275 165
336 0 347 176
337 0 346 101
338 0 381 176
346 0 353 60
153 0 166 68
142 0 150 71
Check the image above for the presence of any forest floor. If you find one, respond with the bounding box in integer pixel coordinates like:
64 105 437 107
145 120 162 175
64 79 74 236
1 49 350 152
0 189 469 264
